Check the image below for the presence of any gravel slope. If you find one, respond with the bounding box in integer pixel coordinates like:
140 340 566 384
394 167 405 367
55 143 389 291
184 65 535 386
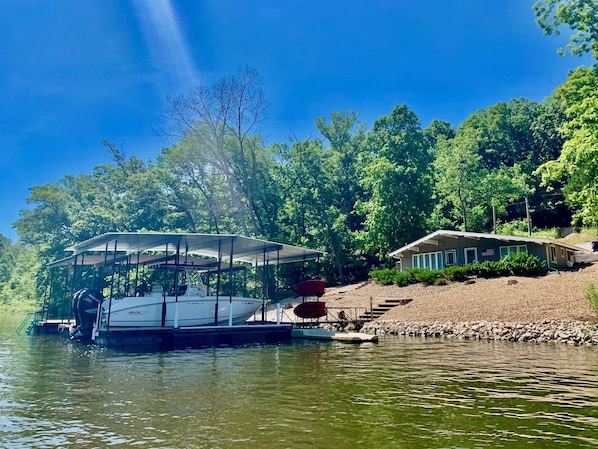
322 262 598 323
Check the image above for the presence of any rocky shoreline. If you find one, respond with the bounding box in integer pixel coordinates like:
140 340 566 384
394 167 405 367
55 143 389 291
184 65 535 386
358 320 598 346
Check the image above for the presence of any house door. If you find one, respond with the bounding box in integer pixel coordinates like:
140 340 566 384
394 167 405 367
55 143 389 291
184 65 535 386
465 247 478 264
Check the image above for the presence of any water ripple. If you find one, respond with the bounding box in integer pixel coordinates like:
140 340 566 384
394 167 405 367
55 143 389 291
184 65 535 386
1 316 597 448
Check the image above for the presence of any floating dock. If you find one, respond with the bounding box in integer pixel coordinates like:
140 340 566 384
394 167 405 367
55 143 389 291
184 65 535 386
89 323 293 350
291 327 378 343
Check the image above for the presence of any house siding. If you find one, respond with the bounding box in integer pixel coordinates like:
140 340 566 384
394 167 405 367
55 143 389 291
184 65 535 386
398 235 573 271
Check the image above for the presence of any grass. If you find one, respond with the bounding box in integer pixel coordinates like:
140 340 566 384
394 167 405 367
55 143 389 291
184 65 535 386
499 225 597 245
555 228 598 245
584 283 598 315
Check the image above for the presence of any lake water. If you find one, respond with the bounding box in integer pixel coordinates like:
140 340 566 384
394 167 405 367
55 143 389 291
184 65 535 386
1 315 597 449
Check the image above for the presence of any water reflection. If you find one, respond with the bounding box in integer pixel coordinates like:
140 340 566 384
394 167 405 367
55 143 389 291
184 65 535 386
1 316 597 449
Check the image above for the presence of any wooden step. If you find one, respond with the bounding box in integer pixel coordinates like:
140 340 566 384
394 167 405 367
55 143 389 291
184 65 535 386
358 298 413 321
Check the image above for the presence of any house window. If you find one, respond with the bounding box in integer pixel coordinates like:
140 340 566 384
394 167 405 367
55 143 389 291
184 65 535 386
499 245 528 258
464 247 478 264
550 246 557 263
412 252 443 270
444 250 456 266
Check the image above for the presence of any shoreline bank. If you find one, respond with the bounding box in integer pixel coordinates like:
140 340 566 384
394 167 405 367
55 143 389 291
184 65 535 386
320 261 598 345
360 319 598 345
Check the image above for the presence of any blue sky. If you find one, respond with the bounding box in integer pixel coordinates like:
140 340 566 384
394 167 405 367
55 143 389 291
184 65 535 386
0 0 592 241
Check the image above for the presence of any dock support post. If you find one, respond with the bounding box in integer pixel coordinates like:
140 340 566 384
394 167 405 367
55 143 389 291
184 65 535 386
174 302 180 329
276 303 281 325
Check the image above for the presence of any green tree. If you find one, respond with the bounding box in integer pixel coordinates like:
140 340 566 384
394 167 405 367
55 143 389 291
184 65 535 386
314 110 367 233
0 244 41 311
275 136 359 284
0 235 18 285
534 0 598 58
357 105 433 259
535 65 598 228
160 66 278 237
433 126 529 232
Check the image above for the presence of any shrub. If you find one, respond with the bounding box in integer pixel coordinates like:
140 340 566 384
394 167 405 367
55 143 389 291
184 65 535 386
394 271 412 287
469 253 545 278
369 268 397 286
441 265 468 282
502 252 545 276
407 268 442 285
469 260 502 278
369 268 414 287
434 277 448 286
584 283 598 314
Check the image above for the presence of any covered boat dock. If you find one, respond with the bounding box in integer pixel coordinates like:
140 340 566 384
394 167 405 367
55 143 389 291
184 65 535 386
42 232 324 349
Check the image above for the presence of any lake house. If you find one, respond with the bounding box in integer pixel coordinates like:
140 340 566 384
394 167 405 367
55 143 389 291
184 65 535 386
389 230 583 272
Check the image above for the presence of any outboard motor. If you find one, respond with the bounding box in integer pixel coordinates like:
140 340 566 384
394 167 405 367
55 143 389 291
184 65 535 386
71 288 104 340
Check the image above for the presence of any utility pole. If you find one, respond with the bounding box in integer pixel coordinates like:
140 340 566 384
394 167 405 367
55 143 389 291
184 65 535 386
525 197 532 236
492 204 497 234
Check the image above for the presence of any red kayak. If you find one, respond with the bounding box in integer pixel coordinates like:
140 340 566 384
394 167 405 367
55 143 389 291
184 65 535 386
295 279 326 297
294 301 327 319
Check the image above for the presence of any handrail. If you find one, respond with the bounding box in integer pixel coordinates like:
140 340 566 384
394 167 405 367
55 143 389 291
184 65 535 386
16 311 36 335
16 311 43 335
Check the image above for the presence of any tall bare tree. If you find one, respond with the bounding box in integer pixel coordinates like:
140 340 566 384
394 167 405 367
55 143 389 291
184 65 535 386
160 66 276 237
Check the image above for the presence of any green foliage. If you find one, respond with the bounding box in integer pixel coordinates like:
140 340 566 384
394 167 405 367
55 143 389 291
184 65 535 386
503 252 546 276
357 105 434 257
0 245 42 311
9 62 595 296
407 268 442 285
497 219 532 236
370 265 469 287
535 66 598 229
584 282 598 314
432 99 546 232
534 0 598 58
469 253 545 278
369 268 399 286
393 271 412 287
468 260 505 278
442 265 468 282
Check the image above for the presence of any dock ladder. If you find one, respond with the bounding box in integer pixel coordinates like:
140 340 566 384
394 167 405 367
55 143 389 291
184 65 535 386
16 311 42 335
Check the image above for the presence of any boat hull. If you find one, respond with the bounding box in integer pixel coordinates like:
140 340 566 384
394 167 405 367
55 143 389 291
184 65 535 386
102 295 263 327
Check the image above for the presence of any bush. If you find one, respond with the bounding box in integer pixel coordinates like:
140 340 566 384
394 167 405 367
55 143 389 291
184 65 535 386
469 260 503 278
394 271 412 287
434 277 448 286
584 283 598 315
441 265 468 282
502 252 545 276
469 253 545 278
369 268 398 286
369 268 414 287
407 268 442 285
370 253 544 288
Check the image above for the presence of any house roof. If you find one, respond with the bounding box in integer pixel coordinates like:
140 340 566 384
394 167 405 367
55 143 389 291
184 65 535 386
49 232 324 268
388 229 585 259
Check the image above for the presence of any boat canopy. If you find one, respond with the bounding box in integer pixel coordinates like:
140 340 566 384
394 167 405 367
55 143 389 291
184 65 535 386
48 232 324 269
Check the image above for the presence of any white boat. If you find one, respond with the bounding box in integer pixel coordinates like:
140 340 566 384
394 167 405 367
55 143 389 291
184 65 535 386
72 280 263 338
102 283 262 327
